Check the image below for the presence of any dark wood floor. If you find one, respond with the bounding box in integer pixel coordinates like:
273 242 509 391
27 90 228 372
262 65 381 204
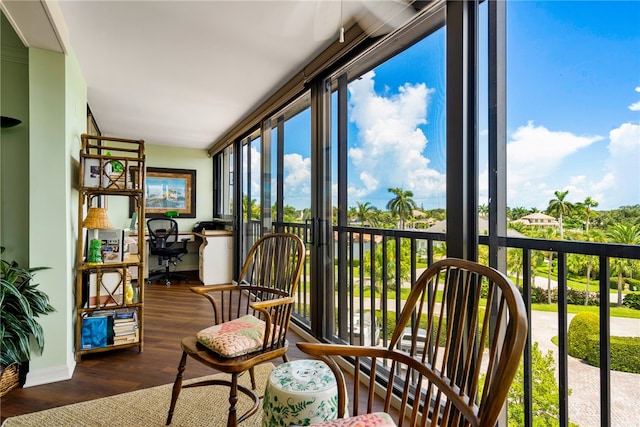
0 273 310 422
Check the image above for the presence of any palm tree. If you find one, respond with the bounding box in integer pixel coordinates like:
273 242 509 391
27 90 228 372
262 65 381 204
507 247 524 288
354 201 378 227
607 223 640 306
509 221 529 236
533 227 558 304
278 203 299 223
580 196 599 233
478 204 489 218
581 229 605 305
507 206 532 221
300 208 312 221
386 187 417 230
242 195 261 221
547 190 573 239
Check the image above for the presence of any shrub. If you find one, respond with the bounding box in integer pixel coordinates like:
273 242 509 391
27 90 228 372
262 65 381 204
566 288 599 306
480 279 489 298
567 312 640 374
567 312 599 359
496 342 579 427
609 277 634 291
626 277 640 292
622 293 640 310
528 286 551 304
583 335 640 374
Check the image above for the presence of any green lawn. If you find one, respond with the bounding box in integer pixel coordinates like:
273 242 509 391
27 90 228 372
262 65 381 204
532 266 637 295
531 303 640 319
352 286 640 319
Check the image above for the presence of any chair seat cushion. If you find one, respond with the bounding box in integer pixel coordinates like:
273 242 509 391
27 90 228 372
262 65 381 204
196 314 269 358
310 412 396 426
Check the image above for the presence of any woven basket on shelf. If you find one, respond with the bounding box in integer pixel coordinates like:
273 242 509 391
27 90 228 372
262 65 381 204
0 363 20 397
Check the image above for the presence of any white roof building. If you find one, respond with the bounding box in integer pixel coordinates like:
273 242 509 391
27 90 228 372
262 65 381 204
514 212 560 227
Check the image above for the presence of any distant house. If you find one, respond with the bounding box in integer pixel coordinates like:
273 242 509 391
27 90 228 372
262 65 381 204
425 218 527 238
514 212 559 228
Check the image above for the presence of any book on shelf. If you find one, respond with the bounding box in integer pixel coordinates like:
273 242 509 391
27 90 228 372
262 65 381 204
91 309 117 318
113 324 137 335
113 309 137 321
114 334 138 345
81 308 139 349
113 320 136 328
113 318 136 327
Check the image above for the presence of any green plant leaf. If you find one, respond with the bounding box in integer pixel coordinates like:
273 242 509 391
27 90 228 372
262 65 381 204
1 246 55 366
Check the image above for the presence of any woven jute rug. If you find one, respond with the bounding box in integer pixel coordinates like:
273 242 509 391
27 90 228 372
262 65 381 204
1 363 274 427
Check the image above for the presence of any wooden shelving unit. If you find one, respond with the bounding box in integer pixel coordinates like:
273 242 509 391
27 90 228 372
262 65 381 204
75 134 145 361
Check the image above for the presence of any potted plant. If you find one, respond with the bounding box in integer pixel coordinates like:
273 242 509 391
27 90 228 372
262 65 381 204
0 246 55 396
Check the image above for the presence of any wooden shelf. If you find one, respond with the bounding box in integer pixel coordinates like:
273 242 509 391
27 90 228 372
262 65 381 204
75 134 146 361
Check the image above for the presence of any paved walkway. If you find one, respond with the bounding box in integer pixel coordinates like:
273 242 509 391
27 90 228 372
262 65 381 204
531 311 640 427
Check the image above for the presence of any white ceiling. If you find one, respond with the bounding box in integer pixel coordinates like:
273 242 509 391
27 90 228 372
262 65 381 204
2 0 420 151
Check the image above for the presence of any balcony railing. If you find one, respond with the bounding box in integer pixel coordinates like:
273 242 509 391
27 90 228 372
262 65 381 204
269 221 640 427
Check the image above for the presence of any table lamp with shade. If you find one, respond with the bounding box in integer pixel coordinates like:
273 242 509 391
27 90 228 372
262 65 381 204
82 207 113 263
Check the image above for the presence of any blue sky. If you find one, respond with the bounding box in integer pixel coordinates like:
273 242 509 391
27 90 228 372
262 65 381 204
270 1 640 212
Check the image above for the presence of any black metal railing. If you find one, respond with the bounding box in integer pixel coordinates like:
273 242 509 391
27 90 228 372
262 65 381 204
267 221 639 427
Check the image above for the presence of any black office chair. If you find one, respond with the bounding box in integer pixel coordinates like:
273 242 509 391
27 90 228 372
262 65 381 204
146 218 189 286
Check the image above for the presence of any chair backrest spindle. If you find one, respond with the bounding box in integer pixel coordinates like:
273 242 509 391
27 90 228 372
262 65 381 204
298 258 528 427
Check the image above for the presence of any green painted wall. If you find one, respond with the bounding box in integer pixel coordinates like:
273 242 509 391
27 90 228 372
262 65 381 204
1 18 85 382
24 46 86 385
0 12 29 265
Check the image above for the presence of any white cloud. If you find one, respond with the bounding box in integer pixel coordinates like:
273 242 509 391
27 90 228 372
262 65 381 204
283 153 311 205
569 175 587 185
347 71 446 205
242 145 262 200
506 122 602 207
629 87 640 111
593 122 640 207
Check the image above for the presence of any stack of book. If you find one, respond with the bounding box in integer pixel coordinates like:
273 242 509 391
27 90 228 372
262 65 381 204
80 308 138 349
113 310 139 345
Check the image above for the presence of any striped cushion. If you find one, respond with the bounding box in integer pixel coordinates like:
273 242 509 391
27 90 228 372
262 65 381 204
310 412 396 426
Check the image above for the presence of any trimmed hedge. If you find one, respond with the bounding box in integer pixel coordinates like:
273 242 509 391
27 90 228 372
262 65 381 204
568 312 599 359
583 335 640 374
609 277 639 291
568 312 640 374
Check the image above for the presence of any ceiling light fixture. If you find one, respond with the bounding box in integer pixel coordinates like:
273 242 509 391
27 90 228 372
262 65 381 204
339 0 345 43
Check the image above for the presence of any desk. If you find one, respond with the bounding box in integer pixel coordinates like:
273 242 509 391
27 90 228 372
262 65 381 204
128 231 232 285
194 230 233 285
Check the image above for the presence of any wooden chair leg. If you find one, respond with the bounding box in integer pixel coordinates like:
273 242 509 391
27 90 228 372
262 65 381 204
166 351 188 425
227 373 239 427
249 367 256 390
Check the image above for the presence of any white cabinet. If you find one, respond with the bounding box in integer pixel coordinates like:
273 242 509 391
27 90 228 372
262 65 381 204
198 231 233 285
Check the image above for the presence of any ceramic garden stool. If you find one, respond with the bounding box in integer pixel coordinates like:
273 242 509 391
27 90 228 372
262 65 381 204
262 359 339 426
